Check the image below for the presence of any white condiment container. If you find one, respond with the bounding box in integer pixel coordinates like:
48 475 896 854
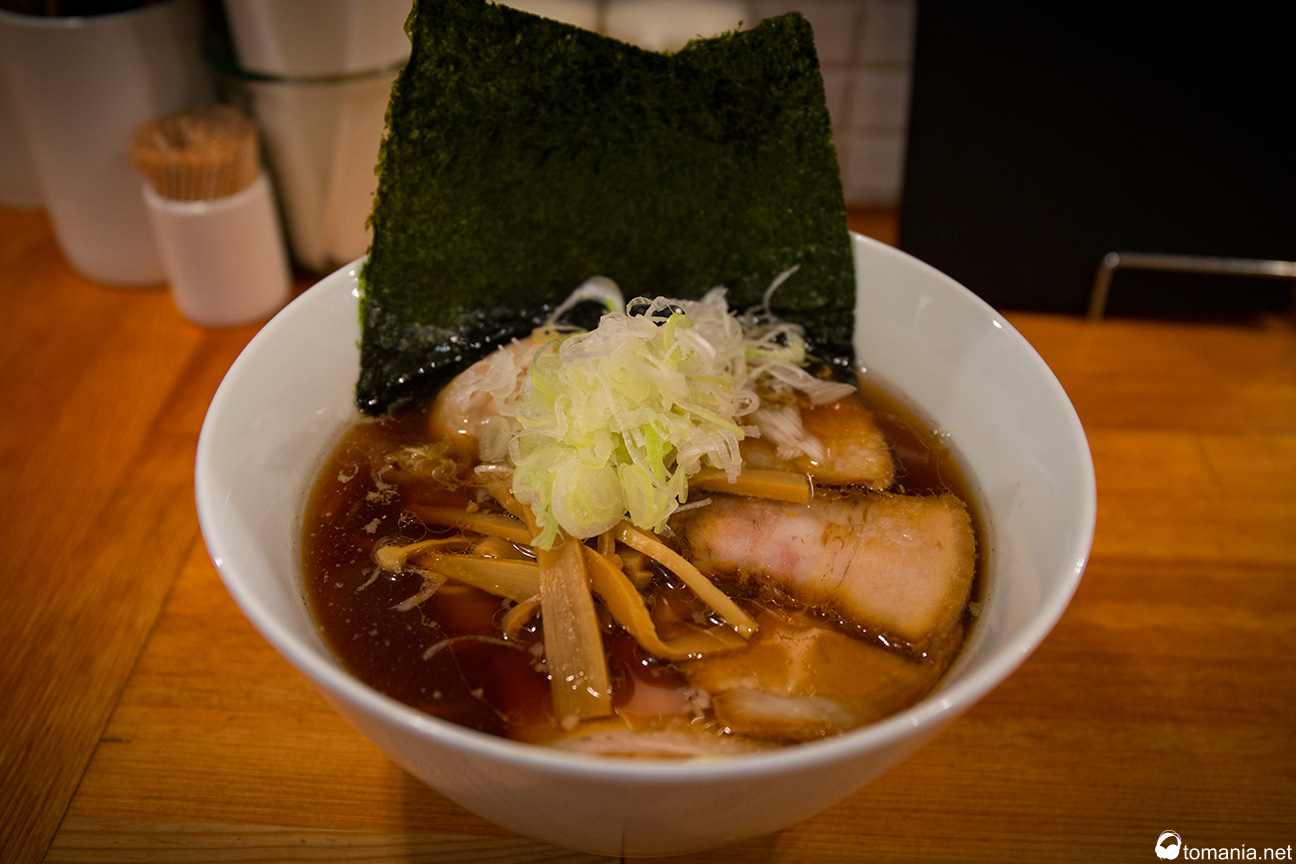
232 66 396 274
0 79 41 209
0 0 214 286
131 106 291 327
143 173 292 327
221 0 412 78
217 0 411 274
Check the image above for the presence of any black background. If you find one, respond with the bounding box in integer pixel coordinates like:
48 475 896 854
898 2 1295 317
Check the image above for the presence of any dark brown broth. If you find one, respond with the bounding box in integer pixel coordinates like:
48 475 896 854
301 378 980 744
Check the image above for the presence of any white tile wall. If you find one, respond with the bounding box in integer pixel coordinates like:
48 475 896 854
751 0 861 63
855 0 917 65
849 67 910 131
499 0 917 206
824 0 917 206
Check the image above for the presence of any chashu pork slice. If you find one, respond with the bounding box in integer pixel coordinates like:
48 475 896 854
675 491 976 654
681 607 964 741
743 395 894 489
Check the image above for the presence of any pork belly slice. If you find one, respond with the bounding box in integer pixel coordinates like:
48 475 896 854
428 336 536 457
676 491 976 654
743 396 894 489
681 607 963 741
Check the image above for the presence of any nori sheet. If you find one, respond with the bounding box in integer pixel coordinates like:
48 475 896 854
357 0 855 415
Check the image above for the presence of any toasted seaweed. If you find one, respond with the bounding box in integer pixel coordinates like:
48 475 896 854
357 0 855 415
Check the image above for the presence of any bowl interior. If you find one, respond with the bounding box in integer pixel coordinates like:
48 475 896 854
197 234 1095 778
851 239 1095 693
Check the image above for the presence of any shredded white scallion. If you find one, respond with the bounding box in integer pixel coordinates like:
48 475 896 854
469 279 852 548
546 275 624 327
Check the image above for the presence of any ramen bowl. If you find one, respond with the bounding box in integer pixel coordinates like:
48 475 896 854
196 233 1096 857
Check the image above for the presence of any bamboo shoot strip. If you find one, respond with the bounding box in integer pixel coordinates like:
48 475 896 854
516 503 612 725
407 552 541 603
690 466 812 504
374 536 471 571
613 521 758 638
409 505 533 545
584 546 745 660
501 595 542 639
535 532 613 725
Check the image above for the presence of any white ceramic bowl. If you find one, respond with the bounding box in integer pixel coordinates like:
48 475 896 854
196 234 1096 857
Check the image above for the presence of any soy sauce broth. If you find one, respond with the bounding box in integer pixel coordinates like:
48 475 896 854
300 378 982 745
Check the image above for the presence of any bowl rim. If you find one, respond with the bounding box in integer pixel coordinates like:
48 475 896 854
197 233 1096 782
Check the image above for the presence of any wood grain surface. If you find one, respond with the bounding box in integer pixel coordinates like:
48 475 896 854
2 205 1293 863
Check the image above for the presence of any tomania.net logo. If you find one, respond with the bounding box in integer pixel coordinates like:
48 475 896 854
1156 830 1293 861
1158 832 1184 859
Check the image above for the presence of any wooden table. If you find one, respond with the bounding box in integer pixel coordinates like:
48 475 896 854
2 205 1293 863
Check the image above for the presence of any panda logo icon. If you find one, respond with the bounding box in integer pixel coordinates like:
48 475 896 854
1156 830 1183 860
